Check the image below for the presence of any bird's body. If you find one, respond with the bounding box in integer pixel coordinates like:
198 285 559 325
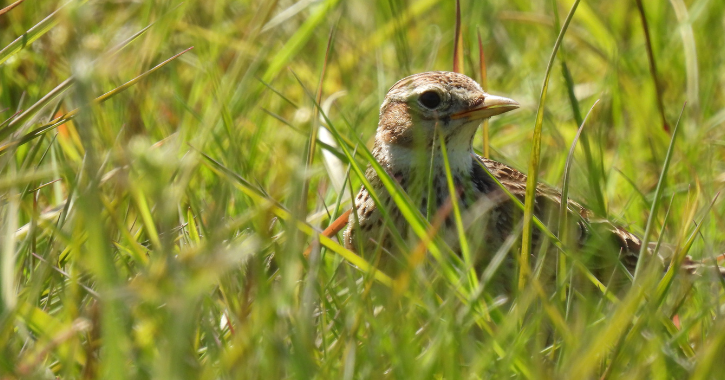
343 71 720 281
343 71 642 276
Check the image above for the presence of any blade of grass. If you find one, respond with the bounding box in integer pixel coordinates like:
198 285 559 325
556 98 599 304
551 0 605 214
477 28 490 158
452 0 464 74
558 99 599 240
635 0 669 132
1 180 19 310
0 0 26 17
0 78 75 142
474 158 617 302
439 128 477 290
303 23 337 215
633 103 686 281
654 191 720 302
520 0 580 292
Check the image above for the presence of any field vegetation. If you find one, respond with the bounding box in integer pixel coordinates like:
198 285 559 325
1 0 725 378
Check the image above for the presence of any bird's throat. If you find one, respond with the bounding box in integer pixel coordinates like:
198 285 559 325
374 140 474 180
373 122 478 178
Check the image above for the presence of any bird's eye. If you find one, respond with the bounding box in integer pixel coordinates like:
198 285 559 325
418 91 442 109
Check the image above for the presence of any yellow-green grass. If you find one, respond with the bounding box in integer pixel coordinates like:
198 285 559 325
1 0 724 378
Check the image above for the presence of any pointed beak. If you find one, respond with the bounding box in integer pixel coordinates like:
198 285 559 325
450 94 519 120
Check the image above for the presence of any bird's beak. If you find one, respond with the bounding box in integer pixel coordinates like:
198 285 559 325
450 94 519 120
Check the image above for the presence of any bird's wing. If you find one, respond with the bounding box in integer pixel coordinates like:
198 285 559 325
476 155 644 269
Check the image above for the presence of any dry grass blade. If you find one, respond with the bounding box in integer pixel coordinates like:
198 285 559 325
477 28 490 158
635 0 669 132
452 0 464 74
0 0 26 16
303 209 350 258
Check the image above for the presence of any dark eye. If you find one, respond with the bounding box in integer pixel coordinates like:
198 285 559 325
418 91 441 109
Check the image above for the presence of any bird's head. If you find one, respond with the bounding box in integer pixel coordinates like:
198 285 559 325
374 71 518 169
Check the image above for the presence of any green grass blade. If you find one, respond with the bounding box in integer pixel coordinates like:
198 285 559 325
551 0 605 214
558 99 599 241
633 103 686 281
557 98 598 303
520 0 580 291
439 129 477 289
654 191 720 302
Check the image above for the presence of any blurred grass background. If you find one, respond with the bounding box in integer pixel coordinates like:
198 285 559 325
1 0 725 378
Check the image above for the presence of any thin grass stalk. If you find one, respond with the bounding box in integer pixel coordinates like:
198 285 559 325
439 127 477 289
302 24 336 219
477 29 490 158
520 0 580 292
0 0 26 16
655 192 720 302
635 0 669 132
452 0 464 74
550 0 605 214
556 99 599 302
633 103 686 281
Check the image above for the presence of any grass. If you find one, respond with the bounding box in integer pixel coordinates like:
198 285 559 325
2 0 725 378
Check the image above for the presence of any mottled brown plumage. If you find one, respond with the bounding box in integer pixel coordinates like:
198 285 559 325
343 71 721 279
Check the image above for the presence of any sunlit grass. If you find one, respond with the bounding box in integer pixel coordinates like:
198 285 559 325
1 0 724 378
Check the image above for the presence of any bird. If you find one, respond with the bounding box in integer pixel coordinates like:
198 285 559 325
342 71 722 284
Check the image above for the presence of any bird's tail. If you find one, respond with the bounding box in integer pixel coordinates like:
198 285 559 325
678 254 725 277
